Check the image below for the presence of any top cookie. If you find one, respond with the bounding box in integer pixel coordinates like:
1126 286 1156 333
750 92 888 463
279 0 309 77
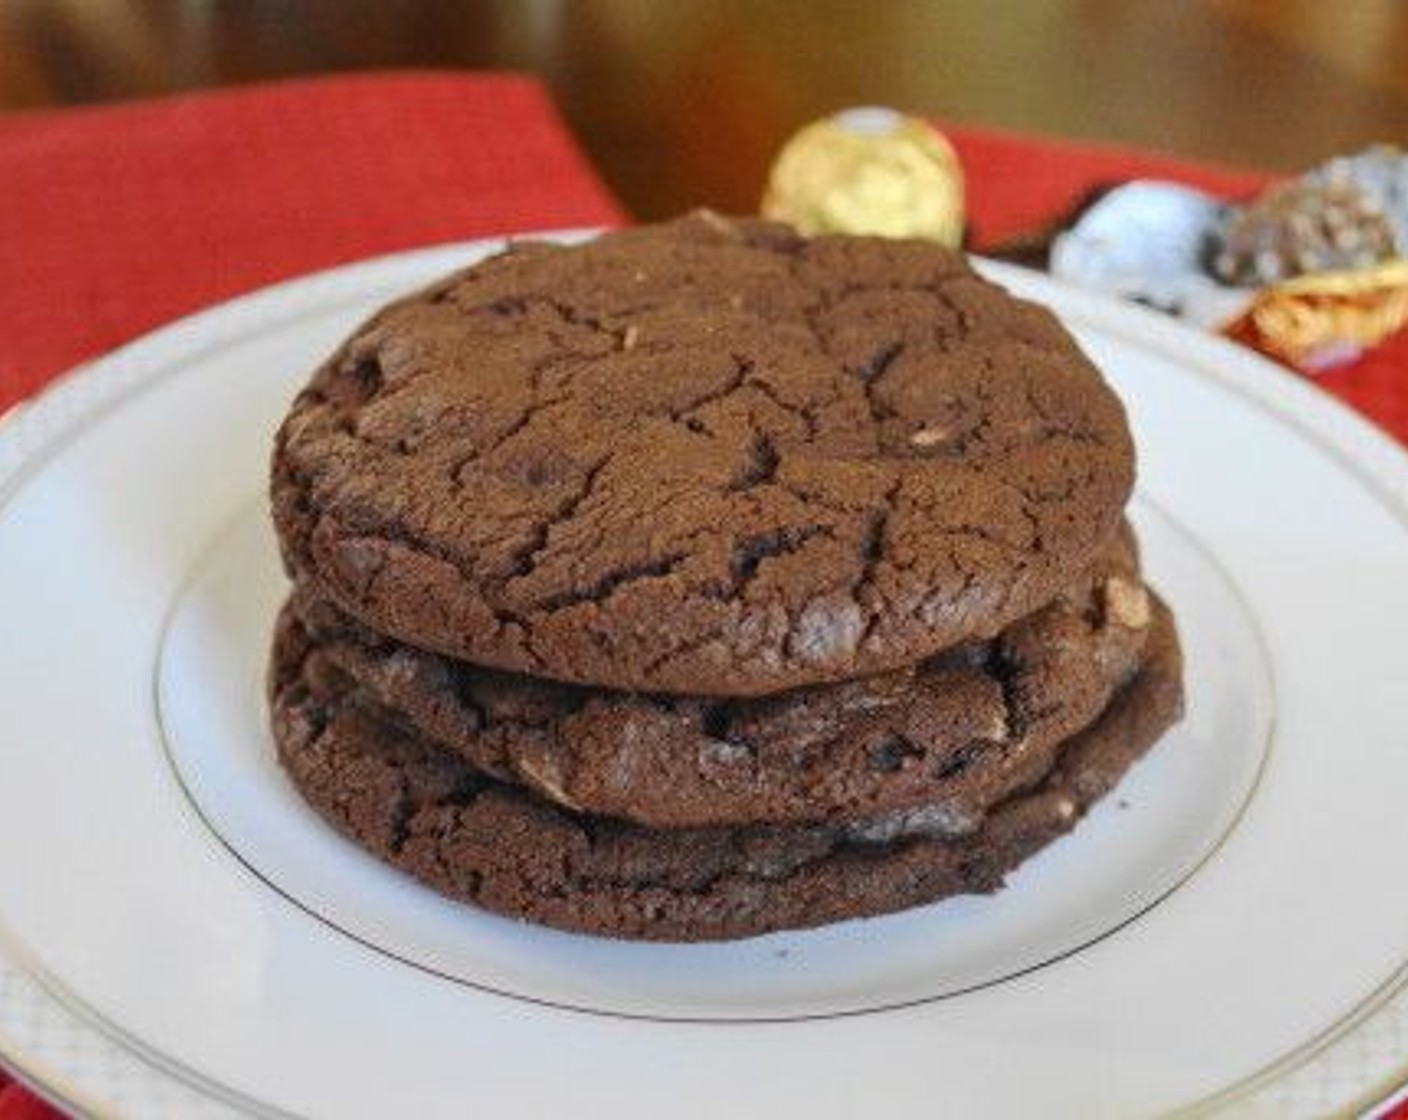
272 212 1134 696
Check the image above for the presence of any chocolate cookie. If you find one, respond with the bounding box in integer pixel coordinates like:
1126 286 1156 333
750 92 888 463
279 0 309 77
286 529 1153 830
272 212 1135 696
270 602 1183 942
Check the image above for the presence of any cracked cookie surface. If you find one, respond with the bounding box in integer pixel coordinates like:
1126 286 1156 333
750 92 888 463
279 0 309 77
272 212 1135 695
270 596 1183 942
285 526 1152 829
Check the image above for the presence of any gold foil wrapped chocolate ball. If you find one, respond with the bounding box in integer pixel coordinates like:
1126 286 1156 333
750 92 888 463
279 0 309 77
762 107 965 246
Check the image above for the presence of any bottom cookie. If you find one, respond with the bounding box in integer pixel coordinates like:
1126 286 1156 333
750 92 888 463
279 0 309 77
270 604 1183 942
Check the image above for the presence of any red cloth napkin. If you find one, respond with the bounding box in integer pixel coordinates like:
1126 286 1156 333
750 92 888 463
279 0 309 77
0 72 623 411
0 1081 55 1120
0 74 1405 1120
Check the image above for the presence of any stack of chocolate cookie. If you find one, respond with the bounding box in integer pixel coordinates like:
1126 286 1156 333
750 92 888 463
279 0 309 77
269 213 1183 941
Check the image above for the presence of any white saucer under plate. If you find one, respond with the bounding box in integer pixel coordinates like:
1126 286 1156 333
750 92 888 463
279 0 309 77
0 237 1406 1119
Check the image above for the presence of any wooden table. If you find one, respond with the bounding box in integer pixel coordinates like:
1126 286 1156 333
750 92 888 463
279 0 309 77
3 0 1407 217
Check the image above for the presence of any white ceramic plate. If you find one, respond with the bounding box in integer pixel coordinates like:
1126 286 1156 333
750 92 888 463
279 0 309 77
0 238 1406 1119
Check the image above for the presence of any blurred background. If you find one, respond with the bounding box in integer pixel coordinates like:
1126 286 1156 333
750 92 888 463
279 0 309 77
2 0 1407 218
